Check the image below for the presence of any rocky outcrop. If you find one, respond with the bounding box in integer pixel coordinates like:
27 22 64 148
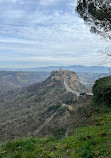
51 70 88 95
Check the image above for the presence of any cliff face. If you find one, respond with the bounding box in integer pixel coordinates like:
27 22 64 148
51 70 88 94
51 70 77 81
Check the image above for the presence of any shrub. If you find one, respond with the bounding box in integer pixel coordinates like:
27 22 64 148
93 76 111 106
47 103 61 112
64 93 76 104
51 127 66 139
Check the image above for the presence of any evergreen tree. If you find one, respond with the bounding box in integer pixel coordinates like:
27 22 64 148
76 0 111 39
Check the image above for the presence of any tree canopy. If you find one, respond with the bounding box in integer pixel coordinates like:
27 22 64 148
76 0 111 39
93 76 111 106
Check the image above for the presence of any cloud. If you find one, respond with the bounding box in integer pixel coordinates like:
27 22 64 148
0 0 110 68
0 0 24 3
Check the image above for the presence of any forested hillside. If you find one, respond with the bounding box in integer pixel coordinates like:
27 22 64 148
0 71 50 94
0 70 91 142
0 71 109 95
1 105 111 158
0 75 111 158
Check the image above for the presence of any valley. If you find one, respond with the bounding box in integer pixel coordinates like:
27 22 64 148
0 70 92 143
0 0 111 157
0 70 111 157
0 71 50 94
0 70 109 95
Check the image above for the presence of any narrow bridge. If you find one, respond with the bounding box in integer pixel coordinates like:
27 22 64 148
64 78 93 96
64 78 80 97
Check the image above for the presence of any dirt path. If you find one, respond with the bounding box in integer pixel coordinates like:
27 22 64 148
34 78 93 135
34 105 65 135
64 78 80 97
64 78 93 96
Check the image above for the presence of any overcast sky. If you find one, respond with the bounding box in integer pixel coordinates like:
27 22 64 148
0 0 110 68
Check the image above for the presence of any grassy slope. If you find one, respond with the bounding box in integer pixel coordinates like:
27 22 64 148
0 106 111 158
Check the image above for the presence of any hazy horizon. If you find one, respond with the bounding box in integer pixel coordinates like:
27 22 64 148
0 64 111 69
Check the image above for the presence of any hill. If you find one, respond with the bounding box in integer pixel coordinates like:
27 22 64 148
0 70 91 143
0 71 50 94
0 76 111 158
77 72 110 92
0 71 109 95
0 105 111 157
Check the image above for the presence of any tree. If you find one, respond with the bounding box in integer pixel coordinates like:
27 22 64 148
92 76 111 106
98 47 111 65
76 0 111 39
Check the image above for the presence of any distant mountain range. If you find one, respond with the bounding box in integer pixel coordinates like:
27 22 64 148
0 65 111 73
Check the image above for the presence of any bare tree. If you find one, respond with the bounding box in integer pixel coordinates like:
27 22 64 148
98 47 111 64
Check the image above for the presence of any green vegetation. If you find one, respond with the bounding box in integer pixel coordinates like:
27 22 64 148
51 127 66 139
64 95 76 105
1 105 111 158
0 71 50 94
0 74 111 157
93 76 111 106
76 0 111 38
47 103 61 112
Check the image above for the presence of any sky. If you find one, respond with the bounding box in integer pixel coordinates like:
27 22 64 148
0 0 110 68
